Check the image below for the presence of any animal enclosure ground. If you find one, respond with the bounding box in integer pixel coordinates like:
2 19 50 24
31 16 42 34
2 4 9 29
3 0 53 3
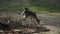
0 12 60 34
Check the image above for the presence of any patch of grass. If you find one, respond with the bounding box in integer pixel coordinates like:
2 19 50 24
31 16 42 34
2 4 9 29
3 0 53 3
0 1 60 13
29 1 60 13
0 2 24 12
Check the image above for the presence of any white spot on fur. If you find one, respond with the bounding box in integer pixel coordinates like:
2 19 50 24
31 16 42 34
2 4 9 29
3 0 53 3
23 15 25 18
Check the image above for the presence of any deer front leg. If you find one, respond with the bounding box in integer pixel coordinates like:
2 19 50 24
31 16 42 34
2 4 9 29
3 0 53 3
22 15 26 21
22 15 27 24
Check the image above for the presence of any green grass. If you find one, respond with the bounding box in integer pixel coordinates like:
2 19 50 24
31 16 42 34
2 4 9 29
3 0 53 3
29 2 60 13
0 2 24 12
0 1 60 13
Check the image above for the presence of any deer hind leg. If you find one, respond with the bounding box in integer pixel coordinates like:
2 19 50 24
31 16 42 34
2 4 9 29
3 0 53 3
35 17 40 24
33 15 40 24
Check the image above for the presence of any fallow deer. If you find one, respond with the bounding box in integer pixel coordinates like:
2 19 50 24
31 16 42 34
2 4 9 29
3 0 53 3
22 7 40 24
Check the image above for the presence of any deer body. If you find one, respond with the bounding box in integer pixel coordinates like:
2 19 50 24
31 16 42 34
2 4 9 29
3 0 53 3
22 8 40 24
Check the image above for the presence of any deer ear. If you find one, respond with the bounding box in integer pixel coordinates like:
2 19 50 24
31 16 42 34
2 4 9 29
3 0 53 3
25 7 28 11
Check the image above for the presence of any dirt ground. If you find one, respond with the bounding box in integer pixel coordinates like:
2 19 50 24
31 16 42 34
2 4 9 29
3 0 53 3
0 12 60 34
